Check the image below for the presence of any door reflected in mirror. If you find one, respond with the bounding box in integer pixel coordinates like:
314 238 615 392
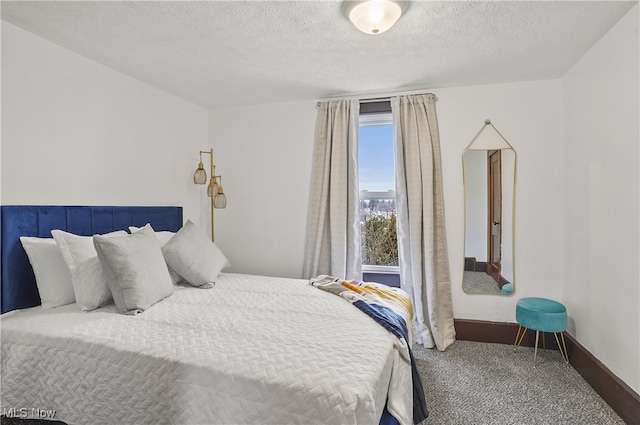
463 148 516 295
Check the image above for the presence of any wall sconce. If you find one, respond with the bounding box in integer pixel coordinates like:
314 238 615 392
194 149 227 241
342 0 408 35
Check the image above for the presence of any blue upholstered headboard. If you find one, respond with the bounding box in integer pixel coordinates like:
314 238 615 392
0 206 183 314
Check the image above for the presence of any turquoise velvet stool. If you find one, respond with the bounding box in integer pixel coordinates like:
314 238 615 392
501 283 514 294
513 297 569 366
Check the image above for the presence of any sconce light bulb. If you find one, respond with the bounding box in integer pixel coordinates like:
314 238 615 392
213 188 227 209
193 163 207 184
207 178 219 198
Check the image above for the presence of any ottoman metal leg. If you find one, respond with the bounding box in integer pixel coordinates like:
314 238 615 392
533 331 540 366
554 332 570 365
513 325 527 351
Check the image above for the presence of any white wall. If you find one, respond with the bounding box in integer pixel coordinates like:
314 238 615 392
436 80 566 318
208 101 317 278
210 79 566 315
1 22 210 225
562 4 639 393
501 149 515 283
463 150 488 261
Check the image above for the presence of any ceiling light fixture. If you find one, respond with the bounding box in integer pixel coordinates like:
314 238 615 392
342 0 408 35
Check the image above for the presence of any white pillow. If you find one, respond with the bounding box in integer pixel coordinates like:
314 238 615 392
94 224 174 315
128 226 175 245
52 229 127 312
19 237 75 308
161 220 230 288
129 225 183 284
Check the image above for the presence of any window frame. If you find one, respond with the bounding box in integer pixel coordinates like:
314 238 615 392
358 101 399 274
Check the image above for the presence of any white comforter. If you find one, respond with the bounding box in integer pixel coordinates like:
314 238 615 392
1 273 405 425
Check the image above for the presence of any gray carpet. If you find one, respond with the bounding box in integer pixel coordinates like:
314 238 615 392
462 271 502 294
413 340 624 425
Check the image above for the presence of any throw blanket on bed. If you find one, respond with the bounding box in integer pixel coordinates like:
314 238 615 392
309 275 428 425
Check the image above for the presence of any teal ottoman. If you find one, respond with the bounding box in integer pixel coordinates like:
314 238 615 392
513 297 569 366
501 283 514 294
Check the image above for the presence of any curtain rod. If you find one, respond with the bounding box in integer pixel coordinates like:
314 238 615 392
316 90 438 107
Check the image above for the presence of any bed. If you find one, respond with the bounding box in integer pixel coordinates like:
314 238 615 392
0 206 425 425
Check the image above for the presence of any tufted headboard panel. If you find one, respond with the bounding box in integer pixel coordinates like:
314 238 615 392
1 205 183 314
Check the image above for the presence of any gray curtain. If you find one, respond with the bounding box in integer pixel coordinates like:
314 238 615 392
303 99 362 281
392 94 456 351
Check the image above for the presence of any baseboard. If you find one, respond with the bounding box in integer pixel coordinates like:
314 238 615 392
454 318 640 425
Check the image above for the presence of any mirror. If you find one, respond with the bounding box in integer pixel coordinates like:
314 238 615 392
462 120 516 295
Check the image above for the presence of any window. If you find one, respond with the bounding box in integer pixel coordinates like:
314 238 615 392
358 103 399 273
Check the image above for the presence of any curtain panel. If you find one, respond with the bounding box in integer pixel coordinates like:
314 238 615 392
392 94 456 351
303 100 362 281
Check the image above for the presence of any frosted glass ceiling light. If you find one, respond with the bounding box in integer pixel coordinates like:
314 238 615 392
343 0 407 35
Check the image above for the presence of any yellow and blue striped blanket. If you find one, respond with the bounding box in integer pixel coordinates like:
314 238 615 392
309 275 428 425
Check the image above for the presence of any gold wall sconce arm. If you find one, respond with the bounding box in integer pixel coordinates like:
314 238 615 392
193 149 227 241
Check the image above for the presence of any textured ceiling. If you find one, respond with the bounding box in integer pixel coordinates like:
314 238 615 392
1 1 636 108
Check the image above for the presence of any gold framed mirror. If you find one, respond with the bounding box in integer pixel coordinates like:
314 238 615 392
462 120 516 295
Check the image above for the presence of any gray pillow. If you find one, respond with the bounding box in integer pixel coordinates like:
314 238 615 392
161 220 230 288
52 229 128 312
93 224 174 315
129 225 184 285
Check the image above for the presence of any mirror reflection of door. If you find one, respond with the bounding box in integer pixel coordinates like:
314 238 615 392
463 148 515 295
488 150 502 284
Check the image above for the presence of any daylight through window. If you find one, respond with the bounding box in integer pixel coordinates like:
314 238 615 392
358 108 399 271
